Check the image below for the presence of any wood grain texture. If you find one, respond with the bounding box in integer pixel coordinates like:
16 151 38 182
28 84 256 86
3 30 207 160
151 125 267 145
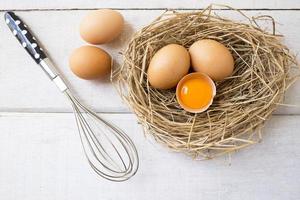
0 113 299 200
1 0 300 10
1 0 300 199
0 10 300 113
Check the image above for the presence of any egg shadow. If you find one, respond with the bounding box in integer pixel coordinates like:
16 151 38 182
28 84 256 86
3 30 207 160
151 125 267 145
102 20 135 50
86 58 121 86
88 72 111 84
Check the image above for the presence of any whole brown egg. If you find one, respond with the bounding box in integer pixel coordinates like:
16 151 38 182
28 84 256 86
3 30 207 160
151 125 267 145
69 45 111 80
147 44 190 89
80 9 124 44
189 39 234 81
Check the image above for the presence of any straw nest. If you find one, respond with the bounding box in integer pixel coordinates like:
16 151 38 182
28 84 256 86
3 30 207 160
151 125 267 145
113 5 299 159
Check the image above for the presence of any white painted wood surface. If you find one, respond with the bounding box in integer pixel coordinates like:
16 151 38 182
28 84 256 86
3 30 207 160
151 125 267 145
0 113 299 200
1 10 300 113
1 1 300 199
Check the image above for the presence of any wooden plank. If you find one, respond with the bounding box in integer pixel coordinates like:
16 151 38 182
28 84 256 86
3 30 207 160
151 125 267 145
1 10 300 113
0 113 299 200
1 0 300 10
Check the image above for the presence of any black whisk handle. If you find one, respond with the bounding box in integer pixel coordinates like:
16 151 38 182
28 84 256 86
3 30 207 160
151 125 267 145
4 11 47 64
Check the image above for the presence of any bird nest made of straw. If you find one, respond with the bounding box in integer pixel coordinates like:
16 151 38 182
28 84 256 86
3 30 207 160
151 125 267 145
113 5 299 159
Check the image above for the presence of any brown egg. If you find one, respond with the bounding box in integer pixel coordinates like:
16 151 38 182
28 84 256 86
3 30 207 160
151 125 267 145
69 46 111 80
80 9 124 44
147 44 190 89
189 39 234 81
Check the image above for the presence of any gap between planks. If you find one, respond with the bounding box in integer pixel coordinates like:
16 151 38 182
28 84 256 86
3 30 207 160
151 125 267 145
1 8 300 12
0 110 131 114
0 111 299 116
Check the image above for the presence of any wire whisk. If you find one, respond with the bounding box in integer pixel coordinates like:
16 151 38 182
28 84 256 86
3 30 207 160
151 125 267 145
65 90 138 181
5 11 139 181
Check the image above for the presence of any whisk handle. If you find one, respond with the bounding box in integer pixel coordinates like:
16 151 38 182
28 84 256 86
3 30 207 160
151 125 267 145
5 11 68 92
5 11 46 64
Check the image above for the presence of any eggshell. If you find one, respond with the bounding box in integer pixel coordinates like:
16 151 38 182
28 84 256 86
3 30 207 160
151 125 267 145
80 9 124 44
147 44 190 89
176 72 216 113
189 39 234 81
69 45 111 80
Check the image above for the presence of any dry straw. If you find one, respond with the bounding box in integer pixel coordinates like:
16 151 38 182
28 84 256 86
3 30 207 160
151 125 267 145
113 5 299 159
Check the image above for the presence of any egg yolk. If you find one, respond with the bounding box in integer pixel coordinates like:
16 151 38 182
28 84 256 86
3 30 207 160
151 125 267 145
179 77 213 109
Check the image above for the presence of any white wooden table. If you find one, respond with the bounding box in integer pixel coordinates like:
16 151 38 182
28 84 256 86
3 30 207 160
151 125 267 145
1 1 300 199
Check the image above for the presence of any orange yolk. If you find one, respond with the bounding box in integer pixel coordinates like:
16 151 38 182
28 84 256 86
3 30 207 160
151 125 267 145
179 77 213 109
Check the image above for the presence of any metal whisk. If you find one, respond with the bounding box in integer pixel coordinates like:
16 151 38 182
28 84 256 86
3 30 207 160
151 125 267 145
5 11 139 181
